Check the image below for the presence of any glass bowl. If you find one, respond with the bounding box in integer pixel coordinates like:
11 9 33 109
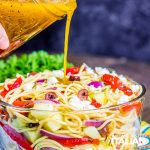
0 84 146 150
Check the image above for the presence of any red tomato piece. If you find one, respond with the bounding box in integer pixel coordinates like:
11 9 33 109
66 67 80 75
118 86 133 96
13 99 34 108
102 74 133 96
0 89 8 98
0 77 22 98
10 77 22 90
91 99 102 108
120 101 142 115
55 137 100 147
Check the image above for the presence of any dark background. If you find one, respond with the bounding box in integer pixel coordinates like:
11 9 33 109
18 0 150 62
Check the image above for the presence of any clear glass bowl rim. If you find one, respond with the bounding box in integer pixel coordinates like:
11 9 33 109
0 84 146 112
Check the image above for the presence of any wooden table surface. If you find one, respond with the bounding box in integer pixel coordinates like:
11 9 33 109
69 55 150 123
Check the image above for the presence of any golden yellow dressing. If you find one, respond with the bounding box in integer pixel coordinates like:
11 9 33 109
0 0 77 78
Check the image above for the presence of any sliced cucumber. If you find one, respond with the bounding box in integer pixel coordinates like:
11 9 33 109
11 118 27 129
30 103 53 120
43 113 63 132
24 131 41 143
84 126 100 139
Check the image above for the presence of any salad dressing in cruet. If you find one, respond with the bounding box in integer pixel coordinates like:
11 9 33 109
0 0 77 80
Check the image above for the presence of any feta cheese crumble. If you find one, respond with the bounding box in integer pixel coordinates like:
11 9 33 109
47 77 58 84
95 67 110 76
69 96 96 110
52 70 64 78
23 82 34 91
117 95 129 104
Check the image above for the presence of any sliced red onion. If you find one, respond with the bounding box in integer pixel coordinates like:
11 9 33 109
84 120 105 127
88 81 102 88
48 87 57 90
36 79 45 84
41 148 57 150
49 99 60 104
40 129 71 140
0 121 33 150
35 100 60 105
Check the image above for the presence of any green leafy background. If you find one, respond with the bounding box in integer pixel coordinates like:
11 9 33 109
0 50 73 82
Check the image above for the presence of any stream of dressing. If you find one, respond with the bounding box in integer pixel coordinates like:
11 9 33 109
63 12 74 80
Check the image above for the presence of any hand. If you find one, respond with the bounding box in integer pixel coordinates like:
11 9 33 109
0 23 9 50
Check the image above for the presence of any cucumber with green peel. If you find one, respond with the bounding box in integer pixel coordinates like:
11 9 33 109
24 131 41 143
11 118 27 129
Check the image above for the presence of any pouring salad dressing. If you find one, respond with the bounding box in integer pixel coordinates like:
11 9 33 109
0 0 77 78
